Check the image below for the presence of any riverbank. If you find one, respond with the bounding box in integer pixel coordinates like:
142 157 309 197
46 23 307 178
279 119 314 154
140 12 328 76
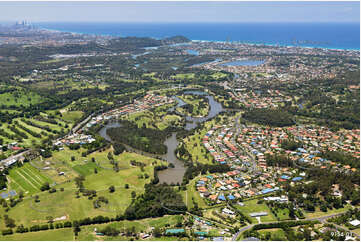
98 90 225 184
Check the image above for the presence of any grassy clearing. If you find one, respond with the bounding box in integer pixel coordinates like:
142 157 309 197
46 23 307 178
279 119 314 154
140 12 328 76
180 175 208 209
61 110 84 123
201 207 237 227
1 149 167 229
211 72 228 80
258 228 287 240
275 208 290 220
8 163 53 195
0 228 74 241
10 186 131 225
303 205 352 219
16 120 52 140
234 199 277 223
171 73 195 80
30 156 80 185
156 114 182 130
0 90 44 107
351 228 360 235
0 116 67 149
29 118 67 133
1 215 182 240
127 111 154 129
72 162 100 177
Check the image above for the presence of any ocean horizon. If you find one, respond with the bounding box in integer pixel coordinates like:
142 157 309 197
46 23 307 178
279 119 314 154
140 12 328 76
35 22 360 50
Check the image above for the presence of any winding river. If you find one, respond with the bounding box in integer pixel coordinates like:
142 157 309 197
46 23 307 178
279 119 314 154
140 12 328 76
98 91 224 184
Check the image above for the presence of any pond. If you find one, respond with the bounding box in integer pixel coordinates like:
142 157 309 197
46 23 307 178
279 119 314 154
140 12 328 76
186 49 199 56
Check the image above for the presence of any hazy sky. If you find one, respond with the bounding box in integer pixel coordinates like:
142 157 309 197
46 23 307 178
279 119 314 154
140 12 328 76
0 1 359 23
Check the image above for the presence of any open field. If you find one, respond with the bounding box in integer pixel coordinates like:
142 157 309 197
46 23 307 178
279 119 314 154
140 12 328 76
180 175 208 209
60 110 84 123
234 199 277 223
0 116 69 150
210 72 228 80
7 163 53 195
170 73 195 80
351 228 360 236
1 148 167 229
303 205 352 219
0 89 44 107
29 117 68 132
0 228 74 241
258 228 287 240
275 208 291 220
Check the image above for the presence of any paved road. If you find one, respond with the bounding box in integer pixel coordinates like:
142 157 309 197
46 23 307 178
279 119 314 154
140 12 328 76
70 113 94 134
232 230 242 241
329 222 360 239
231 113 258 172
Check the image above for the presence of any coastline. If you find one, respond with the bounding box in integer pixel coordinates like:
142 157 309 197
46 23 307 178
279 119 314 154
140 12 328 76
191 39 360 51
35 24 360 51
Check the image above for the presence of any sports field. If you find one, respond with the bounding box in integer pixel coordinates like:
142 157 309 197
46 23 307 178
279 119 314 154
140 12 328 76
7 163 53 195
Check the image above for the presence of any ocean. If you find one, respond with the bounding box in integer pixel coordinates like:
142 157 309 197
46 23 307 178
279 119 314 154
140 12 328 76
36 22 360 50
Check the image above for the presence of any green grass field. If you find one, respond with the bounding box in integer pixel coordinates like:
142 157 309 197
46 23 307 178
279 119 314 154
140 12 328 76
303 205 352 219
156 114 182 130
0 228 74 241
1 148 167 230
60 110 84 123
171 73 195 80
210 72 228 80
234 199 277 223
258 228 287 240
7 163 53 195
72 162 100 177
180 175 208 209
29 117 68 132
275 208 290 220
0 116 68 151
0 90 44 107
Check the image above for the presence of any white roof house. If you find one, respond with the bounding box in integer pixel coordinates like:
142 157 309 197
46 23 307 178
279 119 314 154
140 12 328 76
349 219 360 226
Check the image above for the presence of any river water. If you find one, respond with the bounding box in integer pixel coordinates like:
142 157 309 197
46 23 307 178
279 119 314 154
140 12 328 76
98 90 224 184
